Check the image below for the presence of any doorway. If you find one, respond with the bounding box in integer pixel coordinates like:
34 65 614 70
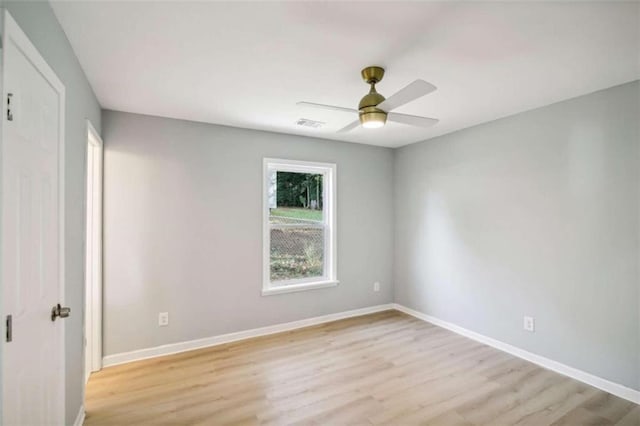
84 120 103 382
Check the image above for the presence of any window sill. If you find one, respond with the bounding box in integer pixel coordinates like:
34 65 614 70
262 280 339 296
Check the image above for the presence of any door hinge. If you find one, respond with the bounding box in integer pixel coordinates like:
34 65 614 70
6 315 12 342
7 93 13 121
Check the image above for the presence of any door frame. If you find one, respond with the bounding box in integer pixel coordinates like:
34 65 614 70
1 9 66 424
84 119 103 382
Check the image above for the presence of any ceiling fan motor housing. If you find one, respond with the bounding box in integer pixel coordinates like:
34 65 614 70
358 92 388 127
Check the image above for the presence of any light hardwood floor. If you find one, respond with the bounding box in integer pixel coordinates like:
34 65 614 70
85 310 639 425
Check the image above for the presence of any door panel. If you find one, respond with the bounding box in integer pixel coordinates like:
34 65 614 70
2 11 66 426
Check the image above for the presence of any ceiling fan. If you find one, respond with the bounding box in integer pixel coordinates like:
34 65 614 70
298 66 438 132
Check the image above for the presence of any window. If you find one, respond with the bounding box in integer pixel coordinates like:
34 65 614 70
263 158 337 295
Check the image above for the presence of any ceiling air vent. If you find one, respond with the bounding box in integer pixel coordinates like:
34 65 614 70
296 118 325 129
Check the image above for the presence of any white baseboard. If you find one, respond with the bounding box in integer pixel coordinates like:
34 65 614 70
102 302 639 405
73 405 85 426
393 303 640 405
103 304 394 368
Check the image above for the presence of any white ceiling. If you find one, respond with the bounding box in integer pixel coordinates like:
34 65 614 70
51 1 639 148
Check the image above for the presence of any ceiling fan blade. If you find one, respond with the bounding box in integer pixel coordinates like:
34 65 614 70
337 120 360 133
377 80 437 112
297 102 358 114
387 112 439 128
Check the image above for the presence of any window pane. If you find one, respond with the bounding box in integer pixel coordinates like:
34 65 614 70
268 171 325 283
270 171 323 223
270 225 324 282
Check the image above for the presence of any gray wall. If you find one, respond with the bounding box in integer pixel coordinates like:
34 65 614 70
0 1 102 423
102 110 394 356
394 81 640 391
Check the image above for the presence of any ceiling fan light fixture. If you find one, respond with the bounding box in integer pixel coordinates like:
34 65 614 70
359 107 387 129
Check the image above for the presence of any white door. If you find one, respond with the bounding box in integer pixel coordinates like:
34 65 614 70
1 11 66 426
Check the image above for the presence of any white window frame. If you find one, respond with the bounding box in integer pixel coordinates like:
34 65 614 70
262 158 338 296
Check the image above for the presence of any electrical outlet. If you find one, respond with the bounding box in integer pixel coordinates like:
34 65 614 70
373 282 380 292
159 312 169 327
523 316 535 332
